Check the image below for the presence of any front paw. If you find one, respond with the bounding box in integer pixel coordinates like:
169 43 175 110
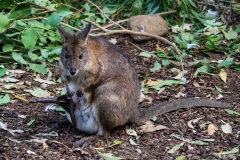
73 138 89 149
72 93 80 104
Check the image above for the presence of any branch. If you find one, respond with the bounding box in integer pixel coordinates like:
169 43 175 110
87 0 126 30
21 17 80 31
91 10 177 31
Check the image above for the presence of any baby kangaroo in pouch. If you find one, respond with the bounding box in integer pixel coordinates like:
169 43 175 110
57 23 231 148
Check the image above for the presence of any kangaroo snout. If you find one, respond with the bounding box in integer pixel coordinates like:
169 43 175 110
69 68 77 75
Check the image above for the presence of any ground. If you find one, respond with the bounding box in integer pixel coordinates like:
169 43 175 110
0 34 239 159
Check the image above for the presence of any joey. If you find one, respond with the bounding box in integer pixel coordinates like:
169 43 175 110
56 23 231 148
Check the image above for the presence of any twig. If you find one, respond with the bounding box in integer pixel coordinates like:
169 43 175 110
87 0 126 30
91 10 177 31
163 114 183 137
21 17 80 31
127 41 148 52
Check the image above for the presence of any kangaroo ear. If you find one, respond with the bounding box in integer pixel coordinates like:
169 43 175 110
56 27 71 43
76 23 91 42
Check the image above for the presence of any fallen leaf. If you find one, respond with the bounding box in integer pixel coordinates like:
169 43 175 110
175 155 186 160
7 70 25 74
187 145 194 150
0 76 19 82
135 148 142 153
212 147 239 156
34 78 56 84
5 137 21 143
73 147 90 155
208 123 218 135
97 151 123 160
144 95 153 104
0 121 24 135
129 138 138 146
27 150 37 155
0 94 10 105
109 38 117 44
126 128 138 137
167 142 184 154
138 121 169 132
219 69 227 83
187 118 203 129
157 87 165 94
146 79 164 86
155 44 164 52
24 87 50 97
221 123 232 134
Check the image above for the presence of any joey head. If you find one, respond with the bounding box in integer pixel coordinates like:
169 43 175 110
56 23 231 148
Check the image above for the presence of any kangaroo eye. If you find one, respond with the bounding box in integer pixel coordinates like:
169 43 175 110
79 54 83 59
65 53 69 59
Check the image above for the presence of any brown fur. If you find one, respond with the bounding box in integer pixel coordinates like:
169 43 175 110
57 24 231 148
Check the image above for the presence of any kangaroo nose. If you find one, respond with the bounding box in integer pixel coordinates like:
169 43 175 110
69 69 76 75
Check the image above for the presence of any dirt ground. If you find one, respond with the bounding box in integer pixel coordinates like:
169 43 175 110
0 34 239 160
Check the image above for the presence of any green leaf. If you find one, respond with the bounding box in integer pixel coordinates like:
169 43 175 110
0 14 9 33
202 138 215 142
97 151 123 160
191 140 208 145
0 0 14 9
28 52 41 61
27 119 35 126
2 44 13 52
151 80 185 89
162 59 171 66
236 24 240 33
24 87 49 97
150 61 161 72
194 64 219 77
215 86 222 93
175 155 186 160
0 68 7 77
47 12 61 27
8 3 32 19
21 29 38 49
212 147 239 156
129 138 138 146
0 94 10 105
12 52 28 65
222 27 238 40
181 32 194 41
225 109 240 116
56 5 71 17
217 58 233 67
56 107 65 112
29 63 47 74
167 142 184 154
139 52 152 58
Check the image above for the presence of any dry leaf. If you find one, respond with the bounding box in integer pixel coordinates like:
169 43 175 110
73 148 90 155
208 123 218 135
155 44 164 52
219 69 227 83
221 123 232 134
138 121 169 132
34 78 56 84
146 79 164 86
7 70 25 74
157 87 165 94
187 118 203 129
126 128 138 136
144 95 153 104
187 145 194 150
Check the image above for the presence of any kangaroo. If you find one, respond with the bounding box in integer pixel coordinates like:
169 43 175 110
56 23 231 148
